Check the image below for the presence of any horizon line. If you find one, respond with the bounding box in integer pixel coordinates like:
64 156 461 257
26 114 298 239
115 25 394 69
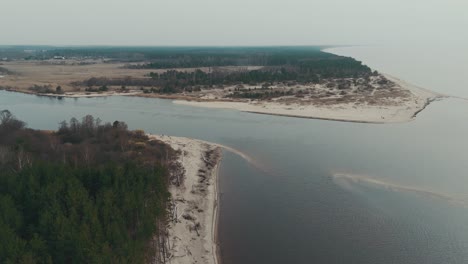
0 44 369 48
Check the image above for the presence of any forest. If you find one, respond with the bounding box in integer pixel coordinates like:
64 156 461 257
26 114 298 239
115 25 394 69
76 47 374 94
125 46 362 69
0 110 173 263
0 46 329 62
1 46 377 96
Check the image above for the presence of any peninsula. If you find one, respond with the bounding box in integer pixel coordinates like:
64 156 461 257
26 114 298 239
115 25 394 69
0 46 441 123
0 110 224 264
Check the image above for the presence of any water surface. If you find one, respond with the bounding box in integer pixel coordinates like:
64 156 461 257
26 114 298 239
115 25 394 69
1 48 468 263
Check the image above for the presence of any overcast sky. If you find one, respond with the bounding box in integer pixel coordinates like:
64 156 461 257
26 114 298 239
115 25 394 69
1 0 467 46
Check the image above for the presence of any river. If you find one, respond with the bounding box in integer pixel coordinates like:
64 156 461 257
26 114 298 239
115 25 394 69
1 46 468 263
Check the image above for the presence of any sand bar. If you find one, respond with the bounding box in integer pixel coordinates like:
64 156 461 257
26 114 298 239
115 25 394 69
149 134 222 264
174 75 443 124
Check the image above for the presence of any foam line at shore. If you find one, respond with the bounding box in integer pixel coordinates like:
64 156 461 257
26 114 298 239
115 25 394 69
209 143 267 171
177 137 269 174
451 95 468 102
331 173 467 207
209 143 253 164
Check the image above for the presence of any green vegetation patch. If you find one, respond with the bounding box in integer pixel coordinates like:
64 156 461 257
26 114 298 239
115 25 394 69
0 110 173 263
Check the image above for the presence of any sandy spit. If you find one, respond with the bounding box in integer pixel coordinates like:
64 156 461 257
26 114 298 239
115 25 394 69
148 134 222 264
173 75 443 124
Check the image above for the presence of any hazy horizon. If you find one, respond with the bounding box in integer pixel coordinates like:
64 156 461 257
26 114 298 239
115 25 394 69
2 0 467 46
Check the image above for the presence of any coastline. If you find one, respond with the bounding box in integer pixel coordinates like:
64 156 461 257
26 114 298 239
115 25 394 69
212 159 222 264
1 71 445 124
148 134 222 264
173 75 443 124
0 89 143 98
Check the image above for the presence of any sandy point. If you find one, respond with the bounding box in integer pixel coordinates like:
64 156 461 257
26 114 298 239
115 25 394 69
173 74 442 124
148 134 222 264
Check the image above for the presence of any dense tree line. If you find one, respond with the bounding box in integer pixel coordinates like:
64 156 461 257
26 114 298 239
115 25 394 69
0 46 326 61
125 47 336 68
0 110 173 263
79 59 373 94
2 46 328 62
125 48 373 76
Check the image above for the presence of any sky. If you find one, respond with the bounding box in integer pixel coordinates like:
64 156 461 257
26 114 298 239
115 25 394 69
1 0 467 46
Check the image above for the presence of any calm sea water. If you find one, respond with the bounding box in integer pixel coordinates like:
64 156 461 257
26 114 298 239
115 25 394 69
1 47 468 263
326 45 468 98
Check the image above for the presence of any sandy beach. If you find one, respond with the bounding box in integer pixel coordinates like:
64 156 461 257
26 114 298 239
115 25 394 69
149 134 222 264
174 75 443 124
1 58 444 123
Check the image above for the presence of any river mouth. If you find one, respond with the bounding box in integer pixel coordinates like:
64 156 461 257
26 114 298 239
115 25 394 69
2 76 468 263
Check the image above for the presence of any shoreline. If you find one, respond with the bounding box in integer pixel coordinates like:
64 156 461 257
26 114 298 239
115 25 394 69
0 88 144 98
1 72 445 124
244 110 385 124
212 160 222 264
147 135 259 264
148 134 222 264
173 75 443 124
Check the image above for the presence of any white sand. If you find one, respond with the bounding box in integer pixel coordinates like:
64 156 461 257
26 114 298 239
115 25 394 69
148 134 222 264
174 75 442 124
